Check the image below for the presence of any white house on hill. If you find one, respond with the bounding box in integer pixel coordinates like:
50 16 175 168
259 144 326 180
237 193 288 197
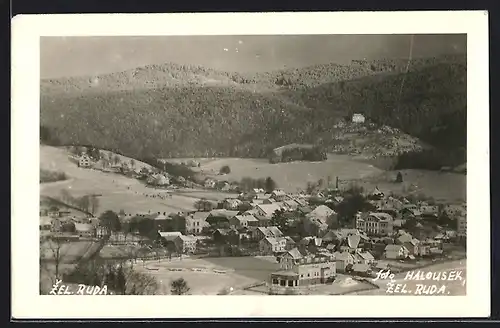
352 113 365 124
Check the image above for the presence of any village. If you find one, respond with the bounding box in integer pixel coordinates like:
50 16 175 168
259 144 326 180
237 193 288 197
39 140 467 295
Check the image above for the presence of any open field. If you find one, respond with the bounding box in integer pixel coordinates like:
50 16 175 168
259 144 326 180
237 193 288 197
184 154 384 193
133 257 266 295
166 155 465 202
347 169 466 203
40 146 234 215
203 256 281 281
41 146 465 216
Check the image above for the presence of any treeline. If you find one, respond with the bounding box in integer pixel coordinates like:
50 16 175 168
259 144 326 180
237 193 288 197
394 148 466 171
59 189 100 216
140 157 198 182
238 176 278 193
270 146 327 163
40 125 62 146
40 169 68 183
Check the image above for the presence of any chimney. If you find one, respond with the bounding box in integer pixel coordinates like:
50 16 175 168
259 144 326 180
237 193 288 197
335 176 339 189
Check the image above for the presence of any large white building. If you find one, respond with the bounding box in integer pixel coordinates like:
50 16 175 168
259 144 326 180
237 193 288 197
356 212 394 236
270 248 336 288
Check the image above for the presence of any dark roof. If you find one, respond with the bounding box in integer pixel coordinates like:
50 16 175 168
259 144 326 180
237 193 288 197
298 206 313 214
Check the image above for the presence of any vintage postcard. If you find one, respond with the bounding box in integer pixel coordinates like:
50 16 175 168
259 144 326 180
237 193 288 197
11 11 490 319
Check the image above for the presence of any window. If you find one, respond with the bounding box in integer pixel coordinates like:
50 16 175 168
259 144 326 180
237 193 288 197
288 280 294 287
307 273 310 277
272 278 278 285
300 274 304 278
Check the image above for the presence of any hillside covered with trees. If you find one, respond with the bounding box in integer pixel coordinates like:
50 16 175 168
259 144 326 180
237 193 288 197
40 54 466 168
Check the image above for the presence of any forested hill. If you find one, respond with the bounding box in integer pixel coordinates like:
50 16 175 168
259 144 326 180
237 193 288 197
40 86 337 158
280 60 467 151
40 54 466 162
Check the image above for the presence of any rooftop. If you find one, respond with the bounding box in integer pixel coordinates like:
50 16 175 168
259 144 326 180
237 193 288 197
271 270 299 277
74 223 94 232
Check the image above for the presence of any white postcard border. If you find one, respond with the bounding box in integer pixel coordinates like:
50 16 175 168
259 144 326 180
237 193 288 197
11 11 490 318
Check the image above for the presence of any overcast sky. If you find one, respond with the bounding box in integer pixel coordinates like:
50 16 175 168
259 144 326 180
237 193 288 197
40 34 466 79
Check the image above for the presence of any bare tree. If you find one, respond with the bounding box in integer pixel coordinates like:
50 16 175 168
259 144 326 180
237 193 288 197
124 245 139 267
78 195 91 213
113 155 121 166
40 236 74 291
90 195 100 216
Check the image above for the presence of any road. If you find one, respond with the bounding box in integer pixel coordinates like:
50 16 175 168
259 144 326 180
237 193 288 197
351 259 466 296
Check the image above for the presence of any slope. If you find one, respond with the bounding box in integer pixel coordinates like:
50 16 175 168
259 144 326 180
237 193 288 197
40 86 336 159
40 55 466 162
280 60 467 151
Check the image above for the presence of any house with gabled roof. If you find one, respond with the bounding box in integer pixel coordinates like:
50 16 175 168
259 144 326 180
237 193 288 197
357 251 375 265
297 206 313 215
352 263 372 276
229 214 259 229
256 204 283 218
271 189 287 201
283 199 300 211
255 214 271 227
159 231 182 243
78 154 92 168
222 198 243 210
384 244 409 259
206 209 239 228
321 230 344 245
186 211 210 234
252 226 283 241
259 237 287 255
333 251 355 272
369 186 385 200
401 206 422 219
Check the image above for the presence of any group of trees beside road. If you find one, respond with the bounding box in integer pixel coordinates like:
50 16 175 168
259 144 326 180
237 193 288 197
238 176 277 193
59 189 100 216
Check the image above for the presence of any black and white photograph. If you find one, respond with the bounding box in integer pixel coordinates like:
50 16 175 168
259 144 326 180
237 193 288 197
12 12 489 318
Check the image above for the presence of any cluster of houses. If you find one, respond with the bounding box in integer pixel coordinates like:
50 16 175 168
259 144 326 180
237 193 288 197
39 205 105 240
77 152 176 188
44 152 468 289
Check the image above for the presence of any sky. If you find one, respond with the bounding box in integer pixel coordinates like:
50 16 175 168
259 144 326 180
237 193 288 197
40 34 466 79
